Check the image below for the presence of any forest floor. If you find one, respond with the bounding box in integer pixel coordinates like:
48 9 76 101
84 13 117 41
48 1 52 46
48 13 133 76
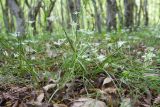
0 27 160 107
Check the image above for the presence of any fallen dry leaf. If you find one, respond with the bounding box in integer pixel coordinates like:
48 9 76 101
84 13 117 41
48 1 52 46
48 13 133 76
25 46 36 53
12 100 19 107
71 98 107 107
154 94 160 105
102 77 113 88
19 102 28 107
26 102 53 107
43 84 56 92
101 77 117 94
103 87 117 94
11 87 29 93
53 104 68 107
36 93 44 103
144 89 152 105
140 104 150 107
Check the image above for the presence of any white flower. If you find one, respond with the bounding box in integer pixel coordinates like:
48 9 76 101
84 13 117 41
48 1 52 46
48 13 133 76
85 30 94 35
117 41 126 48
46 16 58 21
24 40 38 43
73 11 80 15
25 46 36 53
54 39 66 46
81 54 91 61
142 52 156 61
103 63 109 68
70 21 78 27
91 48 98 53
27 20 35 24
97 54 106 62
145 47 154 51
10 32 21 37
92 43 100 47
3 51 8 56
14 53 19 57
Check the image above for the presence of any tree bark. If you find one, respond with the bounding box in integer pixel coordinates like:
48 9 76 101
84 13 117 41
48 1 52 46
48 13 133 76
0 0 10 33
68 0 81 29
124 0 135 29
143 0 149 26
137 0 142 26
98 0 103 14
8 0 25 37
117 0 123 28
61 0 65 27
45 0 57 32
106 0 117 31
28 0 42 34
25 0 31 8
92 0 102 33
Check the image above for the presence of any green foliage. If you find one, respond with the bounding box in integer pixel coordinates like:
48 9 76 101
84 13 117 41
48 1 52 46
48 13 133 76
0 26 160 99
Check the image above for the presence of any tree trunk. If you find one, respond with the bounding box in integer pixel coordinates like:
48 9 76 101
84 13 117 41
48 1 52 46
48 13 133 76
124 0 135 29
75 0 81 29
28 0 42 34
137 0 142 26
143 0 149 26
92 0 102 33
106 0 117 31
61 0 65 27
117 0 123 28
25 0 31 8
68 0 81 29
0 0 10 33
9 9 15 32
8 0 25 37
45 0 57 32
159 1 160 22
98 0 103 14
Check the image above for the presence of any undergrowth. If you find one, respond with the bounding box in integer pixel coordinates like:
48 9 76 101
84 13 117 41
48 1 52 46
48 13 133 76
0 26 160 101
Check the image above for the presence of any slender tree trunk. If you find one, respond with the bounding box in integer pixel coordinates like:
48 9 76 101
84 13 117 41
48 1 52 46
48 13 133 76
98 0 103 13
28 0 42 34
25 0 31 8
66 0 71 28
117 0 123 28
106 0 117 31
38 10 43 28
134 2 138 26
124 0 135 29
8 0 25 37
137 0 142 26
98 0 105 27
68 0 81 29
0 0 10 33
159 1 160 22
9 9 15 32
75 0 81 29
68 0 75 22
92 0 102 33
143 0 149 26
61 0 65 27
45 0 57 32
